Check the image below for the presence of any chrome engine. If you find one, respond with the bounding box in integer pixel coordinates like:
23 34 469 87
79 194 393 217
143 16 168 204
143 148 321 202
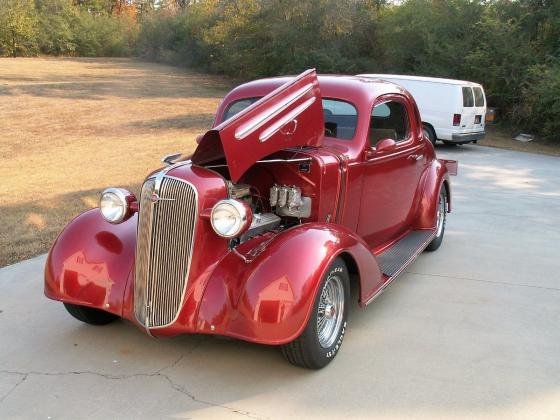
226 182 311 243
270 184 311 218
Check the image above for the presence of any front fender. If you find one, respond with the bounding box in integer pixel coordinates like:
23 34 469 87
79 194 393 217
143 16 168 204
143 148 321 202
44 209 137 317
195 223 382 345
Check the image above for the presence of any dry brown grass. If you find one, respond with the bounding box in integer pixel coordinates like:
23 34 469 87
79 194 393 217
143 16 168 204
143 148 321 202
0 57 229 267
1 58 559 267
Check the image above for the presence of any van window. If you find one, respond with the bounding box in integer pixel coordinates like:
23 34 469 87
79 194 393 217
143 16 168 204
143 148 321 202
462 87 474 107
372 103 390 118
473 87 485 107
370 101 409 145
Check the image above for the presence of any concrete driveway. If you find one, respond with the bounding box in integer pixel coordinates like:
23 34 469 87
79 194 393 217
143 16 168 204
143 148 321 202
1 145 559 419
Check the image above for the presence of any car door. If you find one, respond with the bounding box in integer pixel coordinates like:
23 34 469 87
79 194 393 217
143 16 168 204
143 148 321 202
356 94 426 249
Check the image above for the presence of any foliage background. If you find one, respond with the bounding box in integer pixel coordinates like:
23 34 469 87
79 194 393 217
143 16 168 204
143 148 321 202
1 0 559 139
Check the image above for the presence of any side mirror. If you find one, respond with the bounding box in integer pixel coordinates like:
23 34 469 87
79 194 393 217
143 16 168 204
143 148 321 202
375 138 397 153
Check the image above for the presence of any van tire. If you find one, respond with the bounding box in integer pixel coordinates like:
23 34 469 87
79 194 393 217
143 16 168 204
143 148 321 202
422 124 436 146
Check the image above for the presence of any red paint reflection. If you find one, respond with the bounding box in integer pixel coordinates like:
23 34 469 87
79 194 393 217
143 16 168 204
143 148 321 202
255 276 295 323
61 251 113 307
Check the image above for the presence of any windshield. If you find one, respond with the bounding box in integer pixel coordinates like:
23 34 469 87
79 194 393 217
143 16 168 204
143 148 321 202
222 97 357 140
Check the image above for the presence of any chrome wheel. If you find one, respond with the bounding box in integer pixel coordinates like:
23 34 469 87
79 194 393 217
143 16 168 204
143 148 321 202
317 274 345 348
282 257 349 369
436 193 446 237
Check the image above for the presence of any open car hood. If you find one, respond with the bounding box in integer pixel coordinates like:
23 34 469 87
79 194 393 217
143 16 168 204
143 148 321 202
191 69 324 182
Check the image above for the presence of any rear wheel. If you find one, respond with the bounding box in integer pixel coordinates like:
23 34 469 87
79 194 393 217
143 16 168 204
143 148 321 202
281 258 349 369
64 303 119 325
422 124 436 146
426 187 447 252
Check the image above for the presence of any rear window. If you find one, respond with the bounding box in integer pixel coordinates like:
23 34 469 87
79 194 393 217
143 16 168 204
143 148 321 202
473 87 485 107
221 97 357 140
462 87 474 107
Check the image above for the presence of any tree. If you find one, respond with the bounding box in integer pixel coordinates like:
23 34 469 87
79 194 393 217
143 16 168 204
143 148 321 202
0 0 38 57
35 0 78 55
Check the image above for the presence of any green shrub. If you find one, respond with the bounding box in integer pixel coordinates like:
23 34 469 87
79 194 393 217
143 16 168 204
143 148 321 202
72 10 135 56
35 0 78 55
517 64 560 140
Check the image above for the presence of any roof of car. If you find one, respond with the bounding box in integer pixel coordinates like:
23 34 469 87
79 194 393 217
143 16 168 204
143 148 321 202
358 73 482 87
224 75 407 108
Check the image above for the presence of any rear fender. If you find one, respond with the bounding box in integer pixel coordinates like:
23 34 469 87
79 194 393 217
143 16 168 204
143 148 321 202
415 159 452 229
196 223 382 345
44 209 136 316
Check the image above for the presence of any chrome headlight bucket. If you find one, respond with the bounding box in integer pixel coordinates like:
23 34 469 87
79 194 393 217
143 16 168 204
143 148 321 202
210 199 252 238
100 188 136 224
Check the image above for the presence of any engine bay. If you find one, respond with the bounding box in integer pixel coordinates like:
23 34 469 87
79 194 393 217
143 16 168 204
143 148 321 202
203 151 321 245
225 180 312 244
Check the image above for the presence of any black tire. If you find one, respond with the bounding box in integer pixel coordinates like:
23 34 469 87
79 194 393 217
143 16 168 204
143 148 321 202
426 187 447 252
64 303 119 325
281 257 350 369
422 124 437 146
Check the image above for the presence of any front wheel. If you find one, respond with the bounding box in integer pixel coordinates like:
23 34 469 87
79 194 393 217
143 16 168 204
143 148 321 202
426 186 447 251
281 257 349 369
64 303 119 325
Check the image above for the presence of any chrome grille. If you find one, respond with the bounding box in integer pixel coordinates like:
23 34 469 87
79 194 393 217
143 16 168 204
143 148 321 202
134 176 197 328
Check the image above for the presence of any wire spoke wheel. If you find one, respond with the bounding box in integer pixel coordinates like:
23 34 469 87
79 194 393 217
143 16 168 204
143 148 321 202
316 274 345 348
426 187 447 252
281 257 349 369
436 193 446 237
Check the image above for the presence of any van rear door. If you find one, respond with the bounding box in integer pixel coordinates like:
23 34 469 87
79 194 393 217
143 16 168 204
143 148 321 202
472 85 486 130
460 86 476 131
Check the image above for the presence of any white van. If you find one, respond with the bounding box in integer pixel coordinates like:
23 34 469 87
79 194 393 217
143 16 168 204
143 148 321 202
358 74 486 145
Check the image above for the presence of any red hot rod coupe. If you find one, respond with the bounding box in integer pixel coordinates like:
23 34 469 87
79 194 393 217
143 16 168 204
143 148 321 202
45 69 457 369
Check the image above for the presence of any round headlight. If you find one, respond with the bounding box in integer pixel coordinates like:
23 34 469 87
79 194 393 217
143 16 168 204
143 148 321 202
100 188 134 224
210 199 252 238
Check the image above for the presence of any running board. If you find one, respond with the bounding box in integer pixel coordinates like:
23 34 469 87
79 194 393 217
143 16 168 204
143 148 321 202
376 230 435 277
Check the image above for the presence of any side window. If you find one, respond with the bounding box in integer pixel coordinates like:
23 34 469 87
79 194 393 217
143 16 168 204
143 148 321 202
369 100 410 146
322 98 358 140
473 87 485 107
462 87 474 107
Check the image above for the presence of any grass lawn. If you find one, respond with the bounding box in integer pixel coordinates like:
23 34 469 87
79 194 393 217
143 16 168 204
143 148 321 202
0 57 229 267
1 58 558 267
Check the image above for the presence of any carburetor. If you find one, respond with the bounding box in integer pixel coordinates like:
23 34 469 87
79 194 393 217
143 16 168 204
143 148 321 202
270 184 311 218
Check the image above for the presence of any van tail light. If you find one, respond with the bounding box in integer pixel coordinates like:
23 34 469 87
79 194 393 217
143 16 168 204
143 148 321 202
453 114 461 126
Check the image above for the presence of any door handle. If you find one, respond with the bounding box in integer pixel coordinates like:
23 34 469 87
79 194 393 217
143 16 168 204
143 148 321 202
408 154 423 161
